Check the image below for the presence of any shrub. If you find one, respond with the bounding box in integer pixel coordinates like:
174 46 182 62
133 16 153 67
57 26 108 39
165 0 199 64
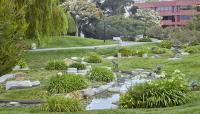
86 53 102 63
47 74 88 94
45 60 67 70
87 67 115 82
118 48 133 57
160 40 172 49
69 63 86 70
120 70 190 108
138 36 152 42
151 47 166 54
16 59 28 68
136 48 147 57
119 79 190 108
41 96 84 112
184 46 199 54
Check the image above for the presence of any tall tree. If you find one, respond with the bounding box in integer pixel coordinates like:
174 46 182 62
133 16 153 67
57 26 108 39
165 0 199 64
61 0 102 36
136 9 162 36
0 0 27 75
26 0 68 44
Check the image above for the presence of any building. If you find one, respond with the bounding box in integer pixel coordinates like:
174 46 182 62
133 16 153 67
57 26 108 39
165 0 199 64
135 0 200 26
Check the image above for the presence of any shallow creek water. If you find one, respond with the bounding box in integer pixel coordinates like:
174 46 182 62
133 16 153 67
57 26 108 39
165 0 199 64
86 72 150 110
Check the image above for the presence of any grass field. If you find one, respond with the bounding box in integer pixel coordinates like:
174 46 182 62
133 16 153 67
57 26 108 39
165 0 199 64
38 36 116 48
0 44 200 114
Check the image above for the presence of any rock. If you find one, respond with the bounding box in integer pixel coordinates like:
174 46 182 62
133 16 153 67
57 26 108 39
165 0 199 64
64 58 76 65
143 53 148 58
0 74 15 84
77 70 87 76
181 52 190 56
106 56 115 60
81 61 87 65
81 88 96 97
117 53 122 58
12 65 21 71
31 43 37 50
135 68 145 71
105 67 112 70
6 81 32 90
6 80 40 90
9 102 20 106
71 57 79 60
151 54 160 58
168 57 181 61
86 65 92 70
66 68 78 74
31 81 40 87
20 67 30 71
108 87 121 93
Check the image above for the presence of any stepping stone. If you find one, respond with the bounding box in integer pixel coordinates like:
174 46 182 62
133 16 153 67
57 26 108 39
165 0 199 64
0 74 15 84
6 80 40 90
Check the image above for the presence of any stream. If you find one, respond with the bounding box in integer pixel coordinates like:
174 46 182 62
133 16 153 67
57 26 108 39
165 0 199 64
86 72 151 110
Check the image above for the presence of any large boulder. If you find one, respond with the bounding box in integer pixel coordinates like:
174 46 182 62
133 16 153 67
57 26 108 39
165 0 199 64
6 80 40 90
64 58 76 66
0 74 15 84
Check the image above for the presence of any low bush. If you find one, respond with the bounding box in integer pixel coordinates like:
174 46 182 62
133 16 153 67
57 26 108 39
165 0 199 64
118 48 133 57
151 47 166 54
16 59 28 68
184 46 199 54
69 63 86 70
160 40 172 49
136 48 147 57
41 96 84 112
87 67 115 82
138 36 152 42
119 70 190 108
85 53 103 63
47 74 88 94
45 60 67 70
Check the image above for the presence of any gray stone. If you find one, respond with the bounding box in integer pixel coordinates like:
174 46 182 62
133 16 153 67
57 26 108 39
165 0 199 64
181 52 190 56
64 58 76 65
9 102 20 106
168 57 181 61
106 56 115 60
6 80 40 90
67 68 78 74
6 81 32 90
71 57 79 60
117 53 122 58
31 43 36 50
108 87 121 93
31 81 40 87
77 70 87 76
142 53 148 58
135 68 145 71
0 74 15 84
81 88 96 97
12 65 21 71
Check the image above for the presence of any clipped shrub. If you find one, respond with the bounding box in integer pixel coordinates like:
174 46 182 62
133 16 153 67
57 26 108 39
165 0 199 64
16 59 28 68
151 47 166 54
138 36 152 42
45 60 67 70
119 75 190 108
41 96 84 112
69 63 86 70
47 74 87 94
160 40 172 49
86 53 102 63
184 46 199 54
87 67 115 82
118 48 133 57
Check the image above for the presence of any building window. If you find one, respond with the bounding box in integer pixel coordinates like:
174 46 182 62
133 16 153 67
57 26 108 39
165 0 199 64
180 15 192 20
179 5 193 10
157 6 173 12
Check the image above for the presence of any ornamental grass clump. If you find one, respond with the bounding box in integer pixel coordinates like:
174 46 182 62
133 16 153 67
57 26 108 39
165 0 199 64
87 67 115 82
120 70 190 108
86 53 103 63
45 60 67 70
41 96 84 112
69 63 86 70
47 74 88 94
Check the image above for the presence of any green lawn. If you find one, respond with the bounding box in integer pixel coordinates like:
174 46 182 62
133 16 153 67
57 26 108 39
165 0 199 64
1 44 200 114
38 36 116 48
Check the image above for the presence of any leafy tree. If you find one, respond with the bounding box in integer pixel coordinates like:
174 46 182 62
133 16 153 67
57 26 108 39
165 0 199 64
96 0 136 15
136 9 162 36
61 0 102 36
26 0 68 44
83 16 143 39
187 14 200 31
0 0 27 75
67 14 77 35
